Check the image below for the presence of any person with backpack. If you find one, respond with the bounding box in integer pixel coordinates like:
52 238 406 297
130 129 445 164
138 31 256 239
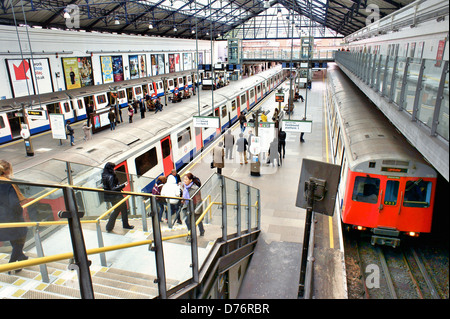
161 174 182 225
181 173 204 242
152 176 166 222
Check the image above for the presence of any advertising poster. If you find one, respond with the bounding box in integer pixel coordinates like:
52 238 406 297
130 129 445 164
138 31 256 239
101 56 114 83
169 54 175 73
7 59 35 97
174 53 180 72
183 53 189 71
198 52 204 65
62 57 81 90
129 55 139 79
31 58 53 94
140 54 147 77
158 54 165 74
78 57 93 87
151 54 158 75
112 56 124 82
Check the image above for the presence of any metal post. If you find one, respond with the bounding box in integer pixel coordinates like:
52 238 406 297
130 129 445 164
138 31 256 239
150 196 167 298
298 178 316 298
189 199 199 284
95 222 107 267
58 186 94 299
412 59 426 122
431 60 448 136
236 183 242 243
398 57 411 111
33 226 50 283
247 185 252 232
256 189 261 230
220 175 227 242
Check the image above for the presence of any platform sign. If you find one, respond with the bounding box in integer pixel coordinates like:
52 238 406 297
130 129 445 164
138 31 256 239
26 109 47 120
49 113 66 140
275 93 284 102
282 119 312 133
258 122 275 151
193 116 220 128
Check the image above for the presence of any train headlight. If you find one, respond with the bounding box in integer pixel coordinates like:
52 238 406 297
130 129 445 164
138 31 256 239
407 232 419 237
355 226 366 231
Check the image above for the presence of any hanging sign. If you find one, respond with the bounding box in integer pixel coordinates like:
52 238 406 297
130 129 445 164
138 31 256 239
193 116 220 128
282 119 312 133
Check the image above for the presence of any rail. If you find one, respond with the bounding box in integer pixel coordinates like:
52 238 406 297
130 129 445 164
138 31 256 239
334 51 449 142
0 172 261 299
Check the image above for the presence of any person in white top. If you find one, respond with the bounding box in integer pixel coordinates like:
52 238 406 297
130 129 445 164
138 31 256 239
161 174 182 224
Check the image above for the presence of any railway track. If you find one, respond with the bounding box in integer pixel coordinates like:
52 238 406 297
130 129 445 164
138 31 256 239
344 234 449 299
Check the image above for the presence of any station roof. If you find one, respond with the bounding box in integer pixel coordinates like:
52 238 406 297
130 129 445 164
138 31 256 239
0 0 414 39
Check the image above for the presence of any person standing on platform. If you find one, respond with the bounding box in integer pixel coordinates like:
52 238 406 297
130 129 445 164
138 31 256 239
66 120 75 146
127 105 134 123
86 103 93 126
239 112 247 132
152 176 166 222
300 116 306 143
0 160 28 269
236 133 248 165
170 168 182 185
224 130 235 160
108 108 116 131
140 98 146 119
268 138 280 167
101 162 134 232
278 129 286 159
82 123 92 141
212 141 225 174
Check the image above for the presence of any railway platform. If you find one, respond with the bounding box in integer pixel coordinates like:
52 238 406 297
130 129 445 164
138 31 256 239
0 70 348 299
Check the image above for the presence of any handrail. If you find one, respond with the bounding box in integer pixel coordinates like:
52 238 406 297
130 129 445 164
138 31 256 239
0 198 258 273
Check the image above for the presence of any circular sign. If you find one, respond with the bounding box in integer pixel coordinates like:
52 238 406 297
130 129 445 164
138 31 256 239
20 128 30 139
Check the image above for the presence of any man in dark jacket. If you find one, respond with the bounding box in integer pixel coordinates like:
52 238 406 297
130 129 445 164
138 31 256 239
101 162 134 232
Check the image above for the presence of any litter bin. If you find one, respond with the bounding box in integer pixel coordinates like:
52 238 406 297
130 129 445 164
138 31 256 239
250 154 261 176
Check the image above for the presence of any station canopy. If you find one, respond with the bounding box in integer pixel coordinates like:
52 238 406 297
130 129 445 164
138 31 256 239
0 0 414 39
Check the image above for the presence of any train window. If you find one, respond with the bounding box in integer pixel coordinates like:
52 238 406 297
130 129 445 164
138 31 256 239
0 116 5 129
241 94 246 105
77 100 83 109
352 176 380 204
231 100 236 111
168 79 174 87
135 87 142 95
135 147 158 176
161 139 171 158
63 102 70 112
97 95 106 104
250 89 254 99
177 127 191 148
214 108 220 117
403 180 432 208
187 75 191 82
384 180 399 205
222 105 227 118
118 90 126 99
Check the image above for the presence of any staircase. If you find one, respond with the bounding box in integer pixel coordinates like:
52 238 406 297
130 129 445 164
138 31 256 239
0 253 179 299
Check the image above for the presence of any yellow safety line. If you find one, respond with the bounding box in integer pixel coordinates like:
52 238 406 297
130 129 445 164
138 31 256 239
322 70 334 250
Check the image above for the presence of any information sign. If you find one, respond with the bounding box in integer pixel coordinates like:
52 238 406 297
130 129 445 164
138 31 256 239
49 113 67 140
282 119 312 133
193 116 220 128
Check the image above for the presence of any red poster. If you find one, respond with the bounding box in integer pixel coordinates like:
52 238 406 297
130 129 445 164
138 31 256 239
435 40 446 67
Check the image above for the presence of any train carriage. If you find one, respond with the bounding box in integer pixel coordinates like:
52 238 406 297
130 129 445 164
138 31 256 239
327 63 437 247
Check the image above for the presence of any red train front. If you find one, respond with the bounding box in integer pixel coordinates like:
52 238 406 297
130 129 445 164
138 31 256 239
341 160 437 247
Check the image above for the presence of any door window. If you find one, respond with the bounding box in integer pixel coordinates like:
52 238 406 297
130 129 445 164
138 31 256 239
352 176 380 204
384 180 399 205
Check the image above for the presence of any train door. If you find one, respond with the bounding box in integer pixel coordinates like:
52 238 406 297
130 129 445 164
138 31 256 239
94 93 108 110
114 161 131 193
377 178 401 229
246 91 250 110
195 127 203 153
160 135 174 176
236 95 241 115
74 98 87 120
117 89 128 107
166 78 175 93
134 86 143 101
59 101 74 122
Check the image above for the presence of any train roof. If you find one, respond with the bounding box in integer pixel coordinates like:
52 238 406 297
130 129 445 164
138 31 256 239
50 66 283 168
327 64 434 175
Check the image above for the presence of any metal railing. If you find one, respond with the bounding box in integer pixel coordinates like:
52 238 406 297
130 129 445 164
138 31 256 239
335 51 449 141
243 49 336 61
0 172 261 299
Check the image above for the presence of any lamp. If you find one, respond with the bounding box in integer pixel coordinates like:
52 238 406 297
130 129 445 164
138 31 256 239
63 10 70 19
114 17 120 25
148 23 153 29
264 0 270 9
173 26 177 32
277 9 282 18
